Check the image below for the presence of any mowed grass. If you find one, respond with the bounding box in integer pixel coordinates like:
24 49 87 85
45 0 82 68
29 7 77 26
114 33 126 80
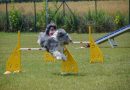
0 0 128 15
0 32 130 90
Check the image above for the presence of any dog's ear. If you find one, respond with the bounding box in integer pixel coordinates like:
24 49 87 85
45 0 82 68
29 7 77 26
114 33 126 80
58 32 65 37
57 29 67 38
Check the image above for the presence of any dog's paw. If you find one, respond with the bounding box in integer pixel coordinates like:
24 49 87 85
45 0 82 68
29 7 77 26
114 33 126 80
53 51 66 61
53 51 62 60
56 56 62 60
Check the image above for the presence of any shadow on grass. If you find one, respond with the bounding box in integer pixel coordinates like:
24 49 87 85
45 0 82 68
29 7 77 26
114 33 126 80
52 72 87 77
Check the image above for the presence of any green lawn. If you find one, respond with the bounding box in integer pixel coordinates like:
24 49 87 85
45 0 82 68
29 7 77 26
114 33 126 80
0 32 130 90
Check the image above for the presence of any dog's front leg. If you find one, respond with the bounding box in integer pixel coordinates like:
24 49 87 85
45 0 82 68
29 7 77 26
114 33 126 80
52 51 66 60
54 45 67 60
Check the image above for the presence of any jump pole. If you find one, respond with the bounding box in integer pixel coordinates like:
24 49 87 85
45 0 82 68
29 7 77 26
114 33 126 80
20 48 46 51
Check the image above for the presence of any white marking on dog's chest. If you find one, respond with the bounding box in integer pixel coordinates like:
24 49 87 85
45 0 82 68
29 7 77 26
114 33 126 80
51 31 58 41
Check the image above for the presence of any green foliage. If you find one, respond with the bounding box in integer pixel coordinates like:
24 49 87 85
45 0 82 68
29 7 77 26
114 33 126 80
84 10 115 33
0 12 6 31
21 14 34 32
9 7 22 32
0 10 128 33
49 10 80 33
114 12 128 29
36 11 46 31
64 13 80 33
51 10 64 28
49 10 128 33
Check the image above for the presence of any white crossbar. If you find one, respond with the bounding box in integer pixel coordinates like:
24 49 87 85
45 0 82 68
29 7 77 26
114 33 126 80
20 48 46 51
73 41 90 44
19 41 90 51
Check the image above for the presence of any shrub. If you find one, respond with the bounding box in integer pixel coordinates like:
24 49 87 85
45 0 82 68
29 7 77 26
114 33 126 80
64 12 80 33
84 10 115 33
0 9 128 33
21 14 34 32
36 11 46 32
9 7 22 32
0 12 6 31
114 12 128 29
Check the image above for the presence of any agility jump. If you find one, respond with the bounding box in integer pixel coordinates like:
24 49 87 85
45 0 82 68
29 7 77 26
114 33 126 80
4 26 104 75
72 26 104 63
4 31 78 74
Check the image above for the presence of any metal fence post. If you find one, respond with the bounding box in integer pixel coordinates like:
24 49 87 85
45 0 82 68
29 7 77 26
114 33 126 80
95 0 97 14
129 0 130 24
34 0 37 32
45 0 48 26
6 0 9 31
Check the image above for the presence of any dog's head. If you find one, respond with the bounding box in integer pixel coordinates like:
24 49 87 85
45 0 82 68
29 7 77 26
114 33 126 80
53 29 72 45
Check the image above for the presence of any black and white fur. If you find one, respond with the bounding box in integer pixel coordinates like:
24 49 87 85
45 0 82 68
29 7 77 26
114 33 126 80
37 29 72 60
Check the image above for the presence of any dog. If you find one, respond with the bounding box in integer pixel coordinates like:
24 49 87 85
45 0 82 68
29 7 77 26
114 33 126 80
37 29 72 60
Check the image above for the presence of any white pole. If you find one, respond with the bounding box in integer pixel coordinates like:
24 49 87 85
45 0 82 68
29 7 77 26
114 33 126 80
72 41 90 44
19 41 90 51
20 48 46 51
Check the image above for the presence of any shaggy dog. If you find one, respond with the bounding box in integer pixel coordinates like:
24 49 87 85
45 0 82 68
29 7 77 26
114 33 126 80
37 29 72 60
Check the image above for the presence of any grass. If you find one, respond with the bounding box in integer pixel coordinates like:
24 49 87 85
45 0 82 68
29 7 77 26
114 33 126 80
0 0 128 15
0 31 130 90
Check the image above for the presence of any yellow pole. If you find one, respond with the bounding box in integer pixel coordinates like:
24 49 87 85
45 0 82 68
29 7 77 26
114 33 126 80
89 25 91 35
4 31 21 74
61 47 78 74
88 25 104 63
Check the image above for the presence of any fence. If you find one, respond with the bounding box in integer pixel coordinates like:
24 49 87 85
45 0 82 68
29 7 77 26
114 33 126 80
0 0 129 32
